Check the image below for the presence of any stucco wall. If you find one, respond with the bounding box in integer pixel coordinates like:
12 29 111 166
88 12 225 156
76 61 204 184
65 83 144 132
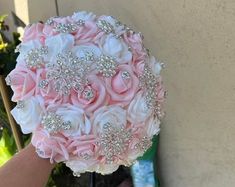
1 0 235 186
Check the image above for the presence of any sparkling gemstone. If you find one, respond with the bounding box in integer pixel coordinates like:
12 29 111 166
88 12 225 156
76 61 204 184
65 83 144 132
25 46 48 69
45 16 59 25
76 19 85 26
139 64 158 107
42 51 91 95
54 23 78 33
139 62 165 119
134 136 152 152
96 20 114 34
38 80 49 89
98 122 132 164
83 89 94 100
42 112 72 133
121 71 130 79
96 55 117 77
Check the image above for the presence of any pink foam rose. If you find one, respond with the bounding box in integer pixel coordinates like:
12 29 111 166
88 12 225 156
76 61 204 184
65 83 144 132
105 64 139 106
31 127 70 163
123 32 146 58
123 32 148 75
67 135 97 159
36 69 70 106
41 25 55 40
6 66 37 102
74 21 104 45
70 75 109 114
22 23 44 43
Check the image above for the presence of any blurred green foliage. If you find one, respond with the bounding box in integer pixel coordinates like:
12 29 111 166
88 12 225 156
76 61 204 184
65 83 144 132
0 14 20 76
0 14 64 186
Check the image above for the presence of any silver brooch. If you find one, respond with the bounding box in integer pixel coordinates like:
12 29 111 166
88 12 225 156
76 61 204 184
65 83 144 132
97 122 132 164
54 23 78 33
96 55 117 77
83 89 94 101
139 63 164 119
40 51 91 95
134 136 152 152
96 20 114 34
25 46 48 69
121 71 131 79
42 112 71 133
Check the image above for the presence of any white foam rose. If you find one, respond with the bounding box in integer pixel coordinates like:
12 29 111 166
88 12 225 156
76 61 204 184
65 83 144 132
99 34 132 64
127 91 152 124
66 159 119 176
72 44 101 69
98 15 125 35
45 33 74 62
11 96 44 134
148 55 162 76
72 44 101 59
71 11 96 21
91 105 127 134
54 104 91 136
16 39 42 64
146 117 161 137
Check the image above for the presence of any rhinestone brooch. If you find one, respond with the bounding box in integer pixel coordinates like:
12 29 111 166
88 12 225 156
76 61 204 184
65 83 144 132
96 55 117 78
42 112 72 133
55 23 78 33
98 122 132 164
139 63 164 119
40 51 91 95
134 136 152 152
25 46 48 69
96 20 114 34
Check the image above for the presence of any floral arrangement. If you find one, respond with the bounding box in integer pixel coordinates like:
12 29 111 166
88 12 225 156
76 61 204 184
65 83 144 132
5 11 166 176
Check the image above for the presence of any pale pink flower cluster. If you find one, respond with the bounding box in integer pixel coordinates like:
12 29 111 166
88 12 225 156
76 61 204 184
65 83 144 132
6 11 166 176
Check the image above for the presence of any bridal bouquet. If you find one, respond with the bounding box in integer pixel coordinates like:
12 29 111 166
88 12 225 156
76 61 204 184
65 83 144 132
6 11 166 176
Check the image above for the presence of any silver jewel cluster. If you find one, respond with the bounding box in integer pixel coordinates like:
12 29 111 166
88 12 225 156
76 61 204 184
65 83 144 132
40 51 91 95
45 17 85 33
25 46 48 68
139 63 163 119
83 89 94 101
134 136 152 152
98 122 132 164
45 16 59 25
54 23 79 33
121 71 130 79
96 55 117 77
42 112 71 133
96 20 114 34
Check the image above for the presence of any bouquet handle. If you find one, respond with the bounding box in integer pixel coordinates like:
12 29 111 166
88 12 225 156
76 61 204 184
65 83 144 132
0 75 23 150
